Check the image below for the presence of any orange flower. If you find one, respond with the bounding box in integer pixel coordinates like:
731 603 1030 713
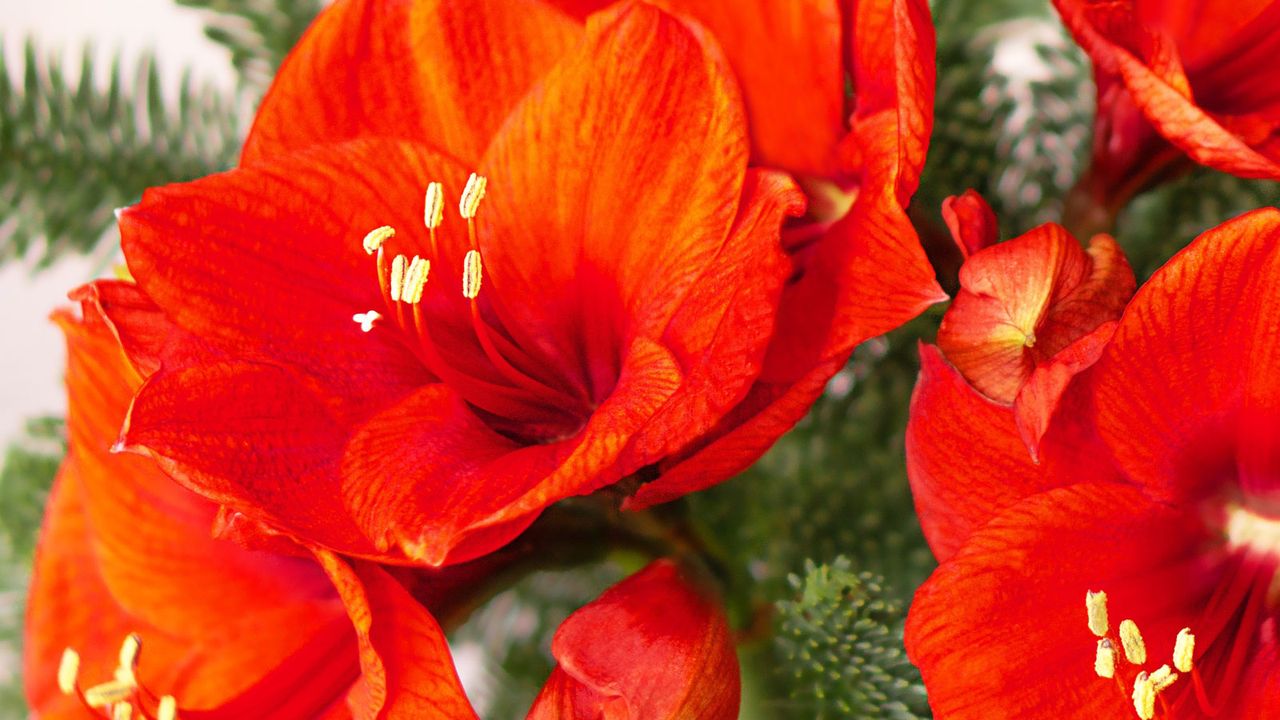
96 0 942 567
25 300 362 719
1057 0 1280 220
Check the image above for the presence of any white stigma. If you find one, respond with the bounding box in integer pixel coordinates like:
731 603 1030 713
353 311 382 333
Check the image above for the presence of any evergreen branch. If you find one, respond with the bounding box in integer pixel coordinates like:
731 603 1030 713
0 39 241 268
774 558 930 720
175 0 324 91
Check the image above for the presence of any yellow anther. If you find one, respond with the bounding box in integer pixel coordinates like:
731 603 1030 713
1119 619 1147 665
1149 664 1178 693
115 634 139 682
403 256 429 305
113 702 133 720
157 695 178 720
462 250 483 299
424 182 444 230
1094 638 1116 679
1085 590 1109 637
362 226 396 255
459 173 487 220
57 648 80 695
353 311 381 333
84 679 135 708
390 254 408 302
1132 672 1156 720
1173 627 1195 672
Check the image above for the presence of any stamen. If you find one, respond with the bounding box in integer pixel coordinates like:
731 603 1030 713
362 226 396 255
459 173 487 220
113 702 133 720
1094 638 1116 679
116 633 141 685
1085 590 1109 637
1132 672 1156 719
403 257 429 305
462 250 483 299
157 695 177 720
1119 619 1147 664
84 679 135 708
390 254 408 302
353 311 382 333
424 182 444 230
1174 627 1195 672
57 648 79 695
1149 664 1178 692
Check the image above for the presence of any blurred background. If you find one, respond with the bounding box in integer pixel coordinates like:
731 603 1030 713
2 0 1278 717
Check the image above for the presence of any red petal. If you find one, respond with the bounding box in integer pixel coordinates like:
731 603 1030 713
527 561 739 720
849 0 937 202
69 279 217 377
313 551 478 720
905 344 1053 561
1089 208 1280 501
1013 320 1116 461
937 225 1133 404
243 0 579 165
119 360 379 557
342 338 683 566
942 189 999 259
905 484 1215 719
120 140 458 419
1054 0 1280 180
27 310 355 716
477 2 749 378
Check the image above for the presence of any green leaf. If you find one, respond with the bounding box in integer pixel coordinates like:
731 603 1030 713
774 558 929 720
0 40 240 268
175 0 325 92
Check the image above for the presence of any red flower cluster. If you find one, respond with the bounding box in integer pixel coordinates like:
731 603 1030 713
26 0 940 716
906 206 1280 718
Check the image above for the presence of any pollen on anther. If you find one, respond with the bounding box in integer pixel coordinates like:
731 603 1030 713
390 254 408 302
118 633 140 669
459 173 487 219
1132 673 1155 720
462 250 483 299
1148 664 1178 692
84 679 135 708
1085 590 1108 637
1094 638 1116 679
424 182 445 230
1119 619 1147 665
56 648 79 695
353 311 381 333
403 257 430 304
113 702 133 720
362 226 396 255
1173 627 1195 672
157 695 178 720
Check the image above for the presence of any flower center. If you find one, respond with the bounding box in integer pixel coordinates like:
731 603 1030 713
57 634 178 720
353 173 591 443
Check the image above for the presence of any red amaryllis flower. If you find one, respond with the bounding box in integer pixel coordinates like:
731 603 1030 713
100 0 941 568
25 301 361 719
541 0 946 507
904 208 1280 718
1057 0 1280 221
929 199 1135 457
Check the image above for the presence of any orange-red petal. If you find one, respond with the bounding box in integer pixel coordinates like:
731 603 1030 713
1088 207 1280 502
527 560 739 720
937 225 1133 404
